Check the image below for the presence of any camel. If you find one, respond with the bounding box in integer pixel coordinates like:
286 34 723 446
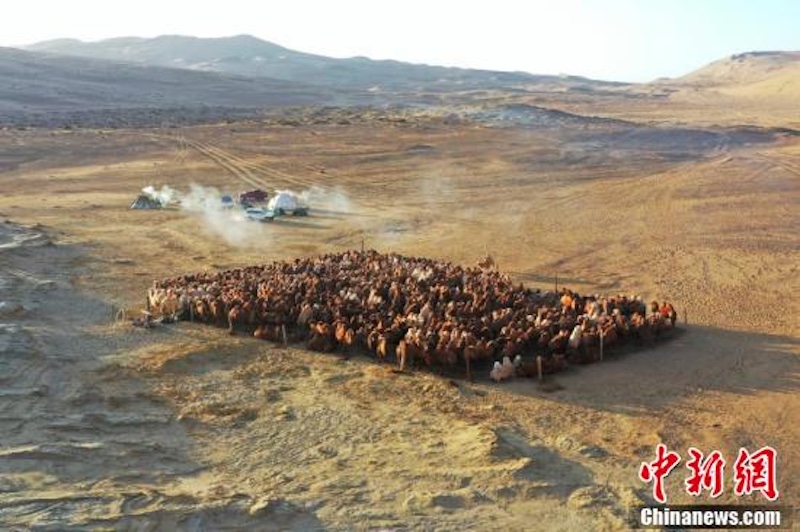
297 302 314 327
477 254 497 271
148 288 181 319
464 338 496 381
307 322 337 352
659 302 678 327
209 298 226 326
367 329 380 353
375 334 396 362
397 339 424 371
147 250 679 382
254 323 282 341
429 332 459 371
334 320 356 351
549 329 570 355
194 298 210 323
227 300 257 335
568 324 582 350
631 313 655 347
227 305 243 335
568 332 600 364
536 329 552 354
490 356 515 382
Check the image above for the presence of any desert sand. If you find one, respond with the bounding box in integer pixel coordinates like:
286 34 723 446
0 99 798 530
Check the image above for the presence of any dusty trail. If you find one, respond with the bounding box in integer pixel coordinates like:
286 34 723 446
223 146 329 191
180 136 270 191
180 134 327 192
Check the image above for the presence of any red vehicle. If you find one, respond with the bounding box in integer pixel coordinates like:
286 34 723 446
238 189 269 206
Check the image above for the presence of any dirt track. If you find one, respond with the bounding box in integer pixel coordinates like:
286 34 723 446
0 113 798 530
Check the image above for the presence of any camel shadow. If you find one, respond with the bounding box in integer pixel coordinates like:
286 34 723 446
494 426 595 499
497 325 800 415
172 318 798 420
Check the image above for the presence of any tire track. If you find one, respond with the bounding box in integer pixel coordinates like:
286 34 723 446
753 152 800 178
237 156 328 191
188 140 271 189
164 132 337 193
182 138 269 191
184 138 324 192
174 132 188 164
199 142 327 191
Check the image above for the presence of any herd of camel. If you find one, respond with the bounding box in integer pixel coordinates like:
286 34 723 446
146 250 678 380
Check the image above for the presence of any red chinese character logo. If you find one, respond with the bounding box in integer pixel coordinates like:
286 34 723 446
733 446 779 501
639 443 681 503
685 447 725 498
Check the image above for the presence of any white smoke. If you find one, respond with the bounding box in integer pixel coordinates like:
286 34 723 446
297 185 352 213
180 184 222 213
142 185 177 206
143 183 359 248
180 184 264 247
419 172 451 200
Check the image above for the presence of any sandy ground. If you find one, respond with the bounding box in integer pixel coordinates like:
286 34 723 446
0 110 798 530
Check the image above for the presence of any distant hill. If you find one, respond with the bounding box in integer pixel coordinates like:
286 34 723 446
677 51 800 85
665 51 800 102
0 46 351 125
25 34 621 92
8 38 799 129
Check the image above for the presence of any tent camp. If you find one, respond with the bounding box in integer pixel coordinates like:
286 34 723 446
130 195 162 210
268 191 308 215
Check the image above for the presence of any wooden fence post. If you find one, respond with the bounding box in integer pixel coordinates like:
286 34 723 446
599 328 604 362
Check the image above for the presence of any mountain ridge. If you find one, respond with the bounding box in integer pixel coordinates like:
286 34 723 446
0 46 354 125
24 34 624 91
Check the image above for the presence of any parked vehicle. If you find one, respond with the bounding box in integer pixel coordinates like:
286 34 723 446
239 189 269 207
244 207 276 222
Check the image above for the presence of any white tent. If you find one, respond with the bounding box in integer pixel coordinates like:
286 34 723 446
268 191 299 212
130 195 162 210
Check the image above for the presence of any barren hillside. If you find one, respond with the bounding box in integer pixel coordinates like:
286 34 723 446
676 51 800 87
0 47 352 126
25 34 627 92
521 52 800 129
